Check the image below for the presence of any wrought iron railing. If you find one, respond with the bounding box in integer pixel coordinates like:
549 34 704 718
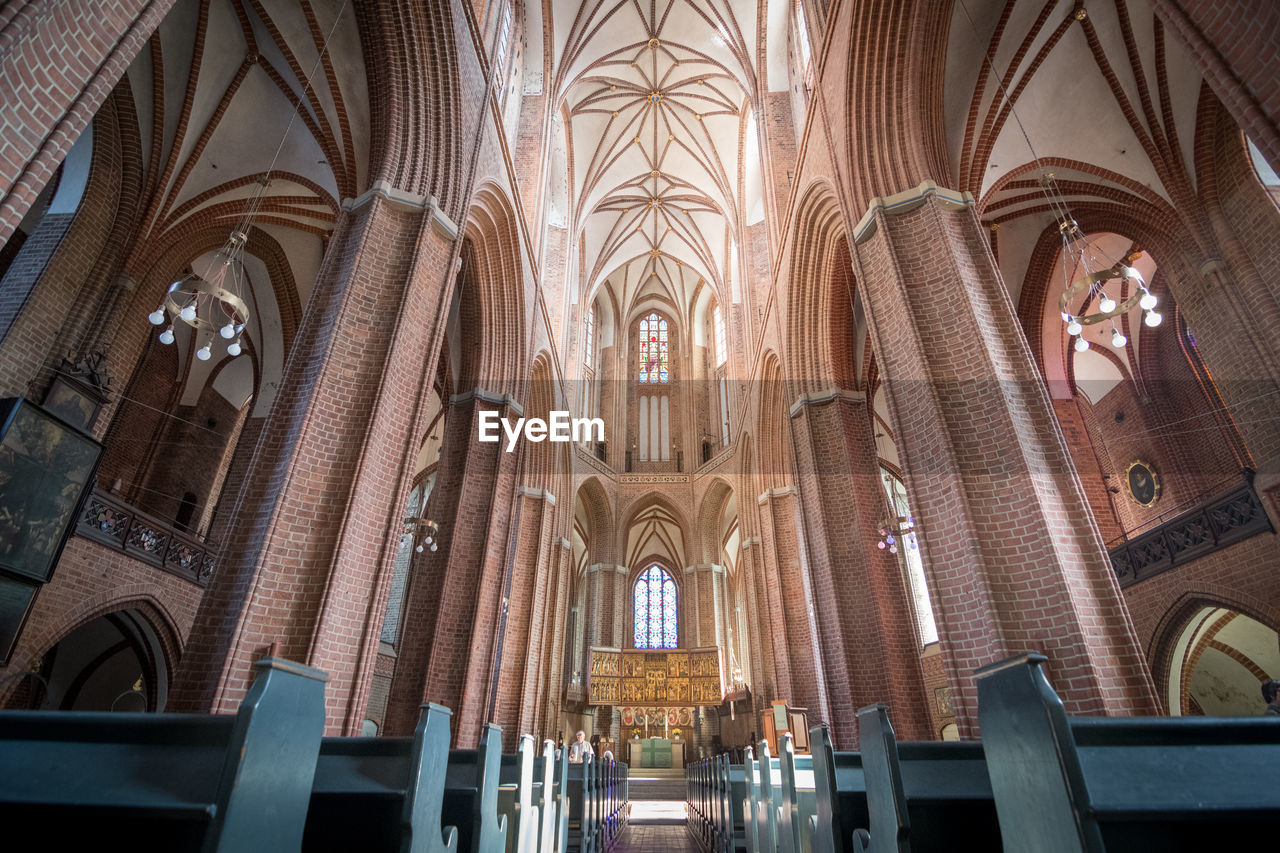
75 489 217 587
1109 469 1273 589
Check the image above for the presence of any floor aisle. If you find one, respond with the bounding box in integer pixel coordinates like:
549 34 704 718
611 822 701 852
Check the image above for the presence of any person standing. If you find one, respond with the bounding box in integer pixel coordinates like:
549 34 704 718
569 730 595 763
1263 680 1280 716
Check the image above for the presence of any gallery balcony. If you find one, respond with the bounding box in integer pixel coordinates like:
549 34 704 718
1108 469 1273 589
74 488 218 587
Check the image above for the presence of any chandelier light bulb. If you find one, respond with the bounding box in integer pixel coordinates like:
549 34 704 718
424 535 432 545
1111 329 1127 348
159 326 175 345
226 340 242 357
1139 291 1157 311
430 542 438 552
1145 310 1163 327
148 308 166 325
415 543 424 553
889 544 898 554
1066 319 1082 337
1074 336 1090 353
220 322 236 339
1098 295 1117 313
877 541 886 550
196 343 212 361
179 303 197 323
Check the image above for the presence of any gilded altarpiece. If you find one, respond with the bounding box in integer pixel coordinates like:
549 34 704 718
587 647 724 707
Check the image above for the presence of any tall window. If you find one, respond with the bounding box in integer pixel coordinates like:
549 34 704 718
638 312 669 383
634 565 678 648
881 467 938 646
584 305 595 369
493 1 513 91
713 305 726 366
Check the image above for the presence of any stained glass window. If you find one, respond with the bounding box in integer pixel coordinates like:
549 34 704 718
633 565 678 648
638 312 669 383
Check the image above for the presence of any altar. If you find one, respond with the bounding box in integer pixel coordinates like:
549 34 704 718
628 737 685 769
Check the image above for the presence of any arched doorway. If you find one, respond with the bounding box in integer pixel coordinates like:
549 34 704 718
5 608 171 711
1165 607 1280 716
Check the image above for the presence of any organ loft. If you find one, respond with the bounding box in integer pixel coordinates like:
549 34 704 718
0 0 1278 850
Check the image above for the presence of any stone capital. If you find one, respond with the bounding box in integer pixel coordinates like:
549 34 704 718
853 181 974 244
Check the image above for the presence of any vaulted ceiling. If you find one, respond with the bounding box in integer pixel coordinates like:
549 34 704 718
551 0 763 317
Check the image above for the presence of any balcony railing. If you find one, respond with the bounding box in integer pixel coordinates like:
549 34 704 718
75 489 218 587
1109 469 1273 589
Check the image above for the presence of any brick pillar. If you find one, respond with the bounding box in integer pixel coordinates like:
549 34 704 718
1150 0 1280 170
492 488 555 747
168 193 460 734
683 564 725 648
853 184 1159 734
0 0 172 241
383 392 520 743
1170 257 1280 482
756 488 831 725
789 392 932 744
737 539 772 700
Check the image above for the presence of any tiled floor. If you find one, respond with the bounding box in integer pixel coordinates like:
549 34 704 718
611 821 702 852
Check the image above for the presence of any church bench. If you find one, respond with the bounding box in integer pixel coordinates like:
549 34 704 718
808 725 868 853
303 702 456 853
550 747 570 852
855 704 1001 853
529 740 560 853
775 735 817 853
498 735 540 853
723 754 749 853
442 724 509 853
566 755 597 853
977 652 1280 852
0 657 327 852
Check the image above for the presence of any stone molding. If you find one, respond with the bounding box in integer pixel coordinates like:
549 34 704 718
853 180 974 244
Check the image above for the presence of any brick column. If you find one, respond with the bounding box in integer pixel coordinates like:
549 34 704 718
683 564 726 649
853 183 1159 734
736 539 772 701
789 392 932 744
0 0 171 241
492 487 556 747
383 392 520 743
169 192 461 734
756 488 831 725
1150 0 1280 170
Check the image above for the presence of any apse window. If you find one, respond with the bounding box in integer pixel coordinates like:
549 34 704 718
638 312 669 383
634 565 678 649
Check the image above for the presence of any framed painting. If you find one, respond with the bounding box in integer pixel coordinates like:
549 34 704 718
0 398 103 584
0 571 39 665
1124 459 1162 508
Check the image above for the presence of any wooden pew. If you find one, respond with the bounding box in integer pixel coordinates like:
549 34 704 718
303 701 457 853
551 747 570 853
977 652 1280 853
809 725 869 853
566 754 595 853
498 734 540 853
725 754 749 853
0 657 327 852
742 748 762 853
776 734 817 853
443 723 509 853
530 740 559 853
753 741 782 853
855 704 1001 852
